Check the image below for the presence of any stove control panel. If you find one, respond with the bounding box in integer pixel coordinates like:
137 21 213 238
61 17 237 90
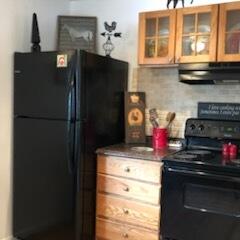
185 118 240 139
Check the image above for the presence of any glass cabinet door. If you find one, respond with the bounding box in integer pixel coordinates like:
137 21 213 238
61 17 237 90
175 5 218 63
157 16 170 58
181 13 210 56
226 10 240 54
218 2 240 61
145 18 157 58
139 10 176 65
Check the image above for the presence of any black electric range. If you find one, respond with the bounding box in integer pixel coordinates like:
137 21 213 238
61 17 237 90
161 118 240 240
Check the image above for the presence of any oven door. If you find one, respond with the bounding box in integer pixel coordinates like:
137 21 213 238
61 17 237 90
161 166 240 240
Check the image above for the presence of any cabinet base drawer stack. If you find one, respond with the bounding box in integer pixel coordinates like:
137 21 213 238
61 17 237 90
96 155 163 240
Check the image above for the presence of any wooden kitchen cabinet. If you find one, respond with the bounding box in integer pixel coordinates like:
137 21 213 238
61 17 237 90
175 5 218 63
218 2 240 61
138 9 176 65
95 154 163 240
138 2 240 65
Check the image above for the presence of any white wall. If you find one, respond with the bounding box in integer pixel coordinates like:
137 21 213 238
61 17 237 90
0 1 70 239
70 0 240 89
70 0 164 86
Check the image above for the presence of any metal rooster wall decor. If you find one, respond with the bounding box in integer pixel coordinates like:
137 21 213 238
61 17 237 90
167 0 194 8
101 21 122 57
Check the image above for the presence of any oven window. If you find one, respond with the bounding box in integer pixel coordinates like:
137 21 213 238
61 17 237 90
184 184 240 217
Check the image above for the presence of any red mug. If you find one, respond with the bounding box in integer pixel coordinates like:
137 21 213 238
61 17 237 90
152 127 168 149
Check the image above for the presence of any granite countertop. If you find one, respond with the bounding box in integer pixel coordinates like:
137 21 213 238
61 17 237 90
96 143 182 162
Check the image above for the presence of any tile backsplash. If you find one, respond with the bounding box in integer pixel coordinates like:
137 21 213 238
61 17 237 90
136 67 240 138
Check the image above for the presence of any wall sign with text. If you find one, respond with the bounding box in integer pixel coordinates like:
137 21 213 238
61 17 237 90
198 102 240 121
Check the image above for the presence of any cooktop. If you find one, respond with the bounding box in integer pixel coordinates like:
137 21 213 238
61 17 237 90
163 118 240 175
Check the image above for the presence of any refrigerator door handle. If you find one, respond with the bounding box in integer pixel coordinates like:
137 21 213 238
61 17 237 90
67 96 75 173
74 121 81 170
67 63 76 174
74 121 81 187
67 122 75 174
75 50 81 121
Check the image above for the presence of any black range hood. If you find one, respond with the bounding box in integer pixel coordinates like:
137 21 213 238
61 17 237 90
179 62 240 84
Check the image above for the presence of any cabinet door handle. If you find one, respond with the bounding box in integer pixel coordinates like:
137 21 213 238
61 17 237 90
123 208 129 214
169 57 174 63
124 167 130 173
123 186 129 192
122 233 129 238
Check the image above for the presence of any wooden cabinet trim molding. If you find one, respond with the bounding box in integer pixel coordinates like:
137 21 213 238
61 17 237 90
177 4 218 13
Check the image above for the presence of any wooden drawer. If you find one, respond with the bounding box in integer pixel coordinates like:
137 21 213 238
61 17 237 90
96 193 160 231
97 174 161 205
97 155 162 183
96 217 159 240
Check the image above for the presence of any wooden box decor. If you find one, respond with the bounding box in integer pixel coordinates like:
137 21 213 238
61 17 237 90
124 92 146 143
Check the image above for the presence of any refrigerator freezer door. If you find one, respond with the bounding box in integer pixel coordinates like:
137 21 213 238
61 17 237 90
14 51 76 120
77 51 128 145
13 117 76 240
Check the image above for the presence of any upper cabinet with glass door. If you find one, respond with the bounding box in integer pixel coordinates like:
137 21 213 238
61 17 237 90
218 2 240 61
175 5 218 63
138 10 176 65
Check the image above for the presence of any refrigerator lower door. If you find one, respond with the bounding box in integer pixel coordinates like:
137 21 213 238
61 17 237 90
13 117 76 240
75 120 97 240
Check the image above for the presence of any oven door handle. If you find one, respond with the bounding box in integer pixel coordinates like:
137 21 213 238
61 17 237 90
166 167 240 183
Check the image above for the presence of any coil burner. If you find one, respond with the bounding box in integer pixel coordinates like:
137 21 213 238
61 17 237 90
173 150 214 161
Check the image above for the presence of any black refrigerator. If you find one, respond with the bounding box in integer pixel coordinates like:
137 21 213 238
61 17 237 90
13 50 128 240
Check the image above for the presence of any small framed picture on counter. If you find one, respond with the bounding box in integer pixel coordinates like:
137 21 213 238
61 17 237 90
124 92 146 144
57 16 97 53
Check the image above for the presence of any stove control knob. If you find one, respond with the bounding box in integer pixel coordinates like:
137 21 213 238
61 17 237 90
190 124 196 130
198 125 204 131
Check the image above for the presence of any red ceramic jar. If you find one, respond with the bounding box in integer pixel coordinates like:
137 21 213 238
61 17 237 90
222 143 230 157
229 144 238 159
152 127 168 149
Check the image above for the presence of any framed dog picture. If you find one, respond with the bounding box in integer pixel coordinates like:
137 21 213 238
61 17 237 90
57 16 97 53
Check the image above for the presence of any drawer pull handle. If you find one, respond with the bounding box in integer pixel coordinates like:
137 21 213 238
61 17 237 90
123 186 129 192
123 208 129 214
124 167 130 173
123 233 128 238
